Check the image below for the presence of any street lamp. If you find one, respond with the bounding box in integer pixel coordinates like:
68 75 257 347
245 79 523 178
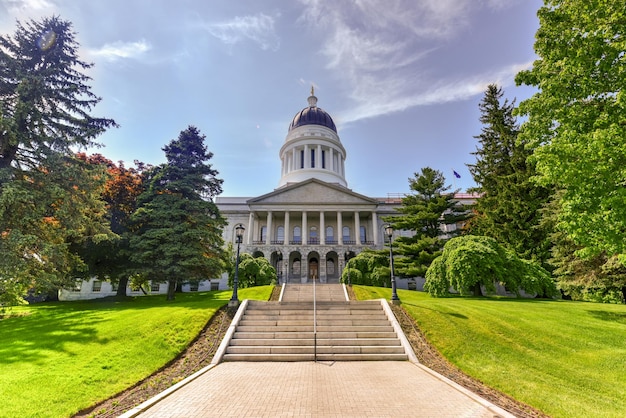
384 224 400 304
229 224 245 307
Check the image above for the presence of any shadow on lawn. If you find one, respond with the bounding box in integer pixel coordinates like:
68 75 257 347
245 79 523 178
587 310 626 325
0 308 104 364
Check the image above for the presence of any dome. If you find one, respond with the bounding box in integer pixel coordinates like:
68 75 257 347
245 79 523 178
288 91 337 133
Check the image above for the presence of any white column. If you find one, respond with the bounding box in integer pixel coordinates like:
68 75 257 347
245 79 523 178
292 148 297 171
320 211 325 245
302 211 308 244
330 148 335 172
317 145 321 169
247 212 254 245
372 211 379 245
354 211 361 245
337 211 343 245
266 211 272 245
284 211 290 244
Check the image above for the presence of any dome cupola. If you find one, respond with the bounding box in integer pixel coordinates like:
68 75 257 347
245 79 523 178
288 89 337 133
278 88 348 188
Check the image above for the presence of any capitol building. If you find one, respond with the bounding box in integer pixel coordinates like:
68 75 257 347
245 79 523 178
61 89 473 300
216 89 400 284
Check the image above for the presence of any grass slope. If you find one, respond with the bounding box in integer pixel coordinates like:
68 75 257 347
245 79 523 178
354 286 626 418
0 286 272 418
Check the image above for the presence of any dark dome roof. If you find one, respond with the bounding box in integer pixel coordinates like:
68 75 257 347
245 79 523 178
288 93 337 133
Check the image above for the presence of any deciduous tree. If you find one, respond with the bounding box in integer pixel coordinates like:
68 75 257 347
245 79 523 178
424 235 556 298
515 1 626 258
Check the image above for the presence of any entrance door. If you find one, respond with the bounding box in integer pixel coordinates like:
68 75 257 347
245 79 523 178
309 258 319 281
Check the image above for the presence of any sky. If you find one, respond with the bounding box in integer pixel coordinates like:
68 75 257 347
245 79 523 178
1 0 544 198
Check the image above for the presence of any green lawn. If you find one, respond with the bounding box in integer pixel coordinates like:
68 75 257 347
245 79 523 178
354 286 626 418
0 286 272 418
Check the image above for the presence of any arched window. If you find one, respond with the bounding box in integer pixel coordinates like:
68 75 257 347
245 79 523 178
343 226 350 242
300 150 304 169
293 226 301 243
311 149 315 168
309 226 318 244
260 226 267 242
326 226 334 242
322 150 326 169
360 226 366 243
277 226 284 243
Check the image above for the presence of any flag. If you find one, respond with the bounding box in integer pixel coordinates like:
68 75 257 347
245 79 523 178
453 170 461 179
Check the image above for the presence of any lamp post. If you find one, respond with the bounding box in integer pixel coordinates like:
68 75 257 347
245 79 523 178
384 224 400 304
229 224 245 307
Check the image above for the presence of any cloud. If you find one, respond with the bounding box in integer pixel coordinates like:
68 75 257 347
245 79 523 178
4 0 53 13
297 0 530 124
89 39 151 61
339 61 533 124
205 13 280 51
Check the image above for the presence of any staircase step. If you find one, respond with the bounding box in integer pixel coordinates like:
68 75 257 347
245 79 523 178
222 353 409 362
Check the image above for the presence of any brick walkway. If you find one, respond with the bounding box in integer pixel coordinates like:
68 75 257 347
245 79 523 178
124 361 512 418
120 285 514 417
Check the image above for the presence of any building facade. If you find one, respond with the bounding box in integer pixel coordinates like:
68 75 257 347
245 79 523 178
216 90 471 285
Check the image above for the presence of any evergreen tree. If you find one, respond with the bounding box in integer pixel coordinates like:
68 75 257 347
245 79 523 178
385 167 467 278
0 17 116 304
467 84 551 264
129 126 226 300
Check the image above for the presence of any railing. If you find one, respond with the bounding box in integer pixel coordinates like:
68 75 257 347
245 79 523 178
313 273 317 362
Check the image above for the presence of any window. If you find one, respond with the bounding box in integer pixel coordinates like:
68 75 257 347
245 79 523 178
311 149 315 168
300 150 304 169
309 226 318 244
260 226 267 242
293 226 301 243
277 226 284 242
360 226 366 243
92 280 102 292
72 281 82 292
189 281 199 291
210 282 220 291
322 150 326 168
150 282 160 292
343 226 350 242
326 226 334 242
292 259 301 275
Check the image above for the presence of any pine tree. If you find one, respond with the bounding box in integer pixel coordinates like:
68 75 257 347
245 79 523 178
129 126 226 300
467 84 551 264
385 167 467 278
0 17 116 304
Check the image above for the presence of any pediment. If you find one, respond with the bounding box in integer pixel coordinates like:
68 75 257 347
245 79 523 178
248 179 378 206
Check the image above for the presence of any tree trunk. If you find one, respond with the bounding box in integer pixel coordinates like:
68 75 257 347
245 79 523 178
621 286 626 304
166 279 177 300
116 276 129 297
472 283 483 297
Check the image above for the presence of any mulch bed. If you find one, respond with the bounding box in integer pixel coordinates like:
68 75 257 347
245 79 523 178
75 287 548 418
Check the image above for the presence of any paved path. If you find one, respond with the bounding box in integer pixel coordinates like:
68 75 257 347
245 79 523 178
127 361 510 418
121 284 514 418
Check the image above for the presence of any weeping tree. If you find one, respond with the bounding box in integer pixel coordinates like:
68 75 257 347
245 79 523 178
424 235 556 298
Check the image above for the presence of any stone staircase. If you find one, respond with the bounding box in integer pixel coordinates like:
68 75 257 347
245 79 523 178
220 284 409 362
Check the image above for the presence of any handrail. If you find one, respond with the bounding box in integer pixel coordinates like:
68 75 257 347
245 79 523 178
313 274 317 362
